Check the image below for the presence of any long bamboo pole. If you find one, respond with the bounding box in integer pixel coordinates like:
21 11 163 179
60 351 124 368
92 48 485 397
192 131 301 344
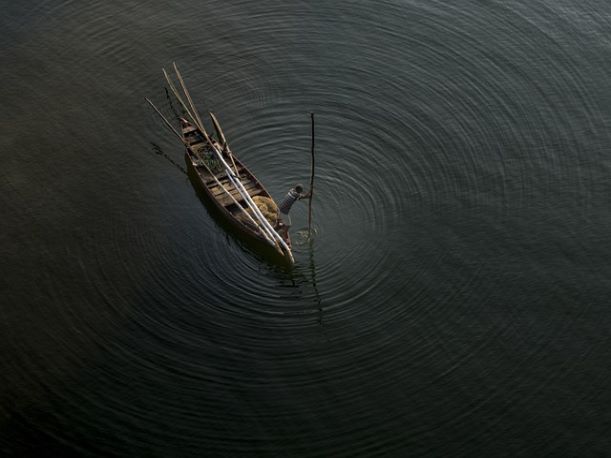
162 68 197 125
308 113 315 237
145 97 182 139
209 111 227 146
173 62 205 129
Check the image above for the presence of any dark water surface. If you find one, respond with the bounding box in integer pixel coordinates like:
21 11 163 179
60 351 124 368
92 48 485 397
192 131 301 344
2 0 611 455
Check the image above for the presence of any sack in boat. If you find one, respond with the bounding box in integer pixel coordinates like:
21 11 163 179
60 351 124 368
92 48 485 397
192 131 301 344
249 196 279 225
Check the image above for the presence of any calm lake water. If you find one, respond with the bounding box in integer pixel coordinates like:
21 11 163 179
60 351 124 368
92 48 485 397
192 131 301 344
2 0 611 456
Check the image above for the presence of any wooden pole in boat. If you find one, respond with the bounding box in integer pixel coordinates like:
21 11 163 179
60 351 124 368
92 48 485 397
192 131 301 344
308 112 315 238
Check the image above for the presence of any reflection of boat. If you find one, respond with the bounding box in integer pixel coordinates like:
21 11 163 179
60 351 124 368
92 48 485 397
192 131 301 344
146 64 294 264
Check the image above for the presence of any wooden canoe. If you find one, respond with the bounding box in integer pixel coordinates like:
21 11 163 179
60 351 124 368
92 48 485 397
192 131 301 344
180 117 294 263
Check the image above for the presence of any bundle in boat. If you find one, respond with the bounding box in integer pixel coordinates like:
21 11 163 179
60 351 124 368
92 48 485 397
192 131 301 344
245 196 279 226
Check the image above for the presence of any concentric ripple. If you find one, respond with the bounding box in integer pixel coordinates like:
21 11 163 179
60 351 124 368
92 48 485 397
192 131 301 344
2 0 611 456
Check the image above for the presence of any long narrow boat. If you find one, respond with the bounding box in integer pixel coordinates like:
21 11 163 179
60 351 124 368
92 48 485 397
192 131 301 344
147 64 294 264
180 117 294 263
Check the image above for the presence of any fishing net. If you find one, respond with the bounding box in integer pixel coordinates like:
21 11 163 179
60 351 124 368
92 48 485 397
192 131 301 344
202 154 223 174
249 196 279 225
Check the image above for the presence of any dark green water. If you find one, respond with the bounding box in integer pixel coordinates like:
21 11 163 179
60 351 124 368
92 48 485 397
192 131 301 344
2 0 611 456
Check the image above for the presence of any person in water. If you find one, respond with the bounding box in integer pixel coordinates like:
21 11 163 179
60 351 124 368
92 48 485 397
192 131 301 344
278 184 311 215
275 184 311 234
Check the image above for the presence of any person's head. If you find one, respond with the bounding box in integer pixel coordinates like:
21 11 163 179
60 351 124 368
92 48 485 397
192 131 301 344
295 184 304 193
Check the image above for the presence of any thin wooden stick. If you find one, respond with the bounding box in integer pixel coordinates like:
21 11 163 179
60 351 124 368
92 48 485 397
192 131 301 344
308 113 315 237
162 68 197 125
209 111 227 146
145 97 183 140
